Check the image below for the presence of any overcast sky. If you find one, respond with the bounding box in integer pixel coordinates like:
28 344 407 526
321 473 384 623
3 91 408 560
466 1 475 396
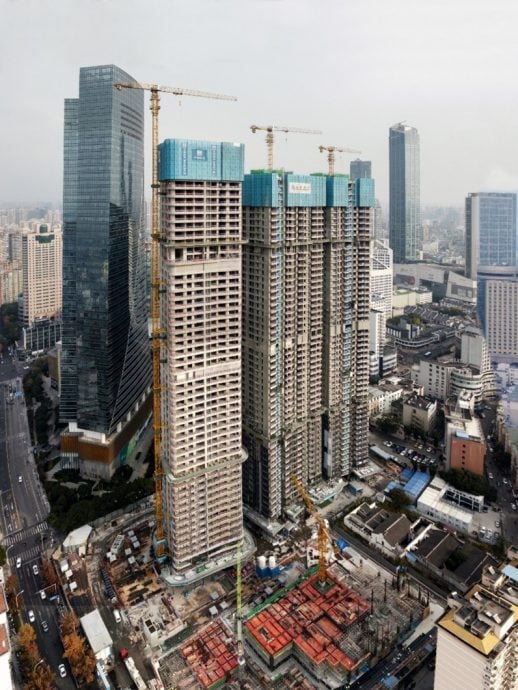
1 0 518 207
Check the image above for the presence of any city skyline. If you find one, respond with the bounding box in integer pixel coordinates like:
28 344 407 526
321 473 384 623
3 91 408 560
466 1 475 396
2 0 518 206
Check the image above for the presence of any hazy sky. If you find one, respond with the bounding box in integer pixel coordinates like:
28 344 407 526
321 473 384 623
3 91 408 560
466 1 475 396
2 0 518 206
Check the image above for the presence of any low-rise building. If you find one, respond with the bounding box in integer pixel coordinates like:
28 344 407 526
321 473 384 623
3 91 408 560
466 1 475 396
445 395 486 476
0 584 13 690
403 394 437 435
345 502 412 557
368 382 403 417
80 609 113 662
416 476 481 532
405 523 498 593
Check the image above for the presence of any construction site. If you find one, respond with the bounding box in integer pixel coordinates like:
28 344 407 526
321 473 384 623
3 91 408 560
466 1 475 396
67 83 433 690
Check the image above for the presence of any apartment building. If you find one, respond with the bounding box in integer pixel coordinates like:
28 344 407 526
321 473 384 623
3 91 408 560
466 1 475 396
445 393 486 476
435 564 518 690
242 172 373 521
158 138 245 573
21 223 62 327
0 260 21 306
403 394 437 435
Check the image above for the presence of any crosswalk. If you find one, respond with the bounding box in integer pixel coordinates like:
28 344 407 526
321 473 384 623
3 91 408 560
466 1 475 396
9 544 41 565
3 520 48 547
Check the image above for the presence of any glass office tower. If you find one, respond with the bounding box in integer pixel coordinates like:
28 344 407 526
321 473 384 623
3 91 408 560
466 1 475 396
61 65 151 474
389 123 421 262
466 192 518 363
465 192 517 280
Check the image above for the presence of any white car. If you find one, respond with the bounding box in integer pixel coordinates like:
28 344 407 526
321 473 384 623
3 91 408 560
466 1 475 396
16 557 21 569
58 665 67 678
18 476 22 483
488 473 494 480
32 564 39 576
28 610 35 623
512 503 517 511
503 478 509 485
40 590 46 600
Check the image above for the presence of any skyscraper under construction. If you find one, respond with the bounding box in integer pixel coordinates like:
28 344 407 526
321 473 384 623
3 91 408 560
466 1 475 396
158 139 246 573
241 171 373 522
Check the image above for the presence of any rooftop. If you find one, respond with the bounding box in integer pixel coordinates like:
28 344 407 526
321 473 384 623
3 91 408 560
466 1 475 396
80 609 113 655
438 584 518 656
405 395 435 411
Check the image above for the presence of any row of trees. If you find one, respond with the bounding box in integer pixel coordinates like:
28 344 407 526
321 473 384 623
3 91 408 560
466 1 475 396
46 476 154 533
440 468 497 502
0 302 21 350
60 612 96 685
17 623 55 690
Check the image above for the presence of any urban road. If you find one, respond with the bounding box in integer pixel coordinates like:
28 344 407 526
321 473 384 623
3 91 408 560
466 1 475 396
0 356 74 689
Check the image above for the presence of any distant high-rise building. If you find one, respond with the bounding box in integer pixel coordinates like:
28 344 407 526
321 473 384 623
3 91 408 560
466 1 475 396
21 224 62 327
435 563 518 690
389 123 421 262
465 192 517 280
349 159 371 181
465 192 518 363
241 172 373 522
158 138 245 573
60 65 151 479
370 239 393 341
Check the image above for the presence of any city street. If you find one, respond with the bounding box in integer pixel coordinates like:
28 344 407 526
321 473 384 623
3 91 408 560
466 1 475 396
0 356 74 688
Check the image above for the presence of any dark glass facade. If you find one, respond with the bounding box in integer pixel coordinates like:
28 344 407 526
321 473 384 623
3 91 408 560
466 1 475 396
349 159 371 181
389 123 421 262
61 65 151 434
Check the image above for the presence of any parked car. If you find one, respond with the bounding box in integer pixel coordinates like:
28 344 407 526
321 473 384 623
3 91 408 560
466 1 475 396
32 564 39 576
58 665 67 678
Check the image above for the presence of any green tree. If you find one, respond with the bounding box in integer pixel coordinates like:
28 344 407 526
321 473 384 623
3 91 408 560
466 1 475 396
388 487 412 509
377 415 400 434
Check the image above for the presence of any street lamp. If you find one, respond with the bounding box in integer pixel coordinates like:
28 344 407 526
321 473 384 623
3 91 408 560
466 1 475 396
15 589 24 610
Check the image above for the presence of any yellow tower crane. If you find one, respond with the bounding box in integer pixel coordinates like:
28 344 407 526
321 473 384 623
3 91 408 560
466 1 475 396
291 475 338 584
250 124 322 170
114 81 237 559
318 145 362 175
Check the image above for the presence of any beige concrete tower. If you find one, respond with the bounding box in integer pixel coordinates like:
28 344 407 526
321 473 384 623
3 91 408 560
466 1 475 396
158 139 245 573
242 173 374 523
21 223 62 327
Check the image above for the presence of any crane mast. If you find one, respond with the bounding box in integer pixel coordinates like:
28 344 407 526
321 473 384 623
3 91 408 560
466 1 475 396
114 82 236 560
291 475 336 584
318 145 361 175
250 124 321 170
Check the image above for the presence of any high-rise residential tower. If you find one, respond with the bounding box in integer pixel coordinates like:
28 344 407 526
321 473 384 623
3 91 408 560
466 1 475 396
389 123 421 262
21 224 62 327
242 172 373 522
158 139 245 573
60 65 151 478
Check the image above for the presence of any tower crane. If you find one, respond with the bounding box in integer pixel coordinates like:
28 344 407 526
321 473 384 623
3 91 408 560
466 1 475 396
114 81 237 560
291 475 338 584
250 124 322 170
318 145 362 175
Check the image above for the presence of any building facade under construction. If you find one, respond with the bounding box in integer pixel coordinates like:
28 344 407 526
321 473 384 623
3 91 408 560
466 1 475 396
158 139 246 573
242 172 373 520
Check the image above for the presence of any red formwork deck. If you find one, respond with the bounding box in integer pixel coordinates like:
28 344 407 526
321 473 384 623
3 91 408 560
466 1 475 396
245 572 370 674
180 620 238 689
